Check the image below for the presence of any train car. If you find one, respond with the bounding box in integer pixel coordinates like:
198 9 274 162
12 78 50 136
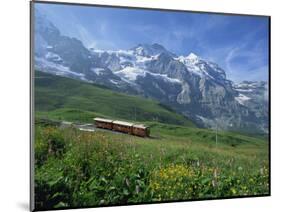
94 117 150 137
132 124 150 137
112 120 134 134
94 118 113 130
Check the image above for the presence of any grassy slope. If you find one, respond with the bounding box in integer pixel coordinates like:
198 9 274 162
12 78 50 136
35 71 195 126
35 123 269 209
34 70 268 157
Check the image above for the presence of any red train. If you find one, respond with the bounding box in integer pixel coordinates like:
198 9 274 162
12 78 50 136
94 118 150 137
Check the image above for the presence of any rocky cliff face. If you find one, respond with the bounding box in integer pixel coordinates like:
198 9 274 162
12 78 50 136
34 10 269 133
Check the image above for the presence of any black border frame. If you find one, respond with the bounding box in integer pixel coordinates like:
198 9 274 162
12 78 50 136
30 1 271 211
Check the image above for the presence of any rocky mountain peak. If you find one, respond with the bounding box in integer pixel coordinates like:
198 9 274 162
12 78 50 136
131 43 176 57
186 52 199 60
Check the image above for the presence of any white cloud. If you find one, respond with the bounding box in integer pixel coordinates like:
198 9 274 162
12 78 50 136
224 43 268 82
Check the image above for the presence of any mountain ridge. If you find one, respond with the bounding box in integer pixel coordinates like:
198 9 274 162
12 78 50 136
34 10 269 133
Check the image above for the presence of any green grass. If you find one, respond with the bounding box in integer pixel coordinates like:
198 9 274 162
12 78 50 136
35 71 195 126
34 123 269 210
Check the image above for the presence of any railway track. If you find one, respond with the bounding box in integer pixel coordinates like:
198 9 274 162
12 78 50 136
60 121 124 135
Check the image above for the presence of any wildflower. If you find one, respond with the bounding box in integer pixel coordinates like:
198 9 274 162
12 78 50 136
135 185 140 194
149 164 195 199
213 168 218 178
212 179 217 187
231 188 237 195
125 178 130 187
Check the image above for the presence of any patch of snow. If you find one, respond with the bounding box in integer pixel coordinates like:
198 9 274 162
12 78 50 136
175 56 202 76
118 54 134 64
235 88 254 93
91 49 105 54
35 57 85 78
93 49 134 56
110 79 119 85
136 54 159 64
175 55 219 80
135 46 144 55
148 72 181 83
198 64 215 80
115 66 181 84
115 67 146 81
136 55 152 63
206 61 225 75
197 115 208 122
186 52 199 60
91 68 104 76
235 82 259 89
45 52 62 62
114 50 134 55
235 94 251 105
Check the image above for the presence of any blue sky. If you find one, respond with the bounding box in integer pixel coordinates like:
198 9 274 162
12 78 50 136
35 3 269 83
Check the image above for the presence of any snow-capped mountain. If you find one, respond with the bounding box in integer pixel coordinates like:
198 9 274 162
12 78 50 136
175 53 228 84
34 10 269 133
233 81 268 132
